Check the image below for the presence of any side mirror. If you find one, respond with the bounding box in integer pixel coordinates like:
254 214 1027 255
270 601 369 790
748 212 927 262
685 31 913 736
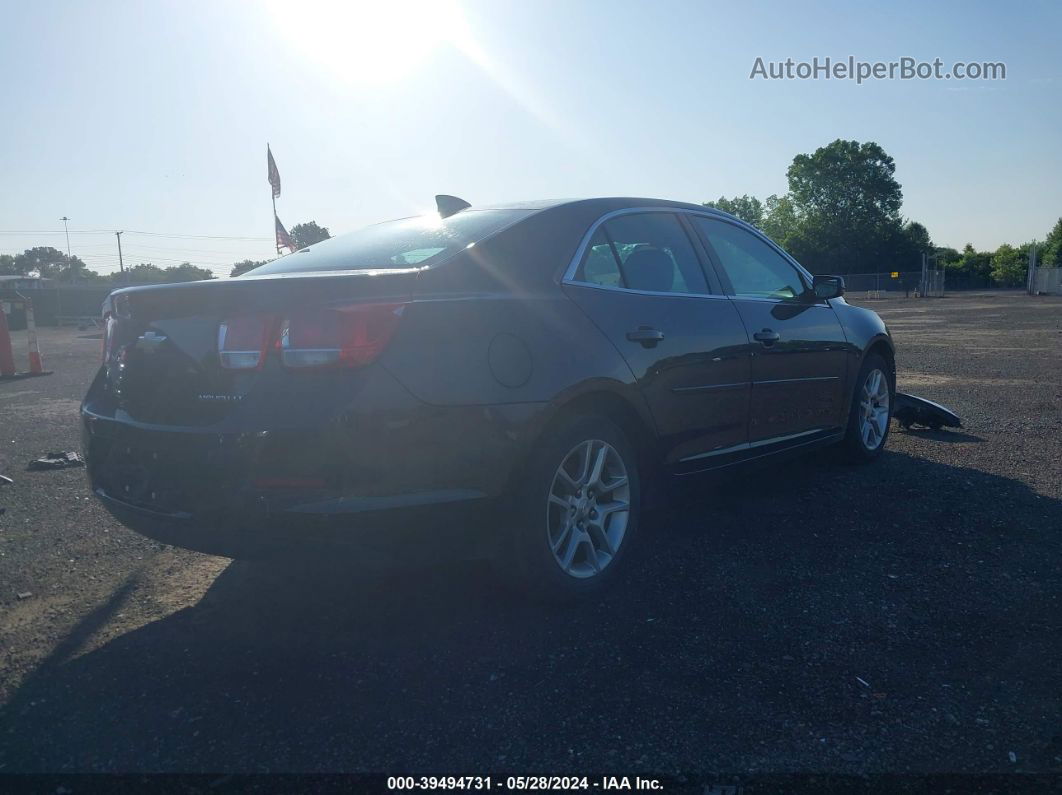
812 275 845 300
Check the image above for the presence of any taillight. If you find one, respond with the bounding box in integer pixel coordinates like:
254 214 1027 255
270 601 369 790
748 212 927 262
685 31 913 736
279 303 405 369
218 315 273 370
101 313 117 363
217 303 405 371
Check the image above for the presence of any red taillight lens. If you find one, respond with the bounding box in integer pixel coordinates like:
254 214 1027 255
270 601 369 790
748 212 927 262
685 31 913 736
279 303 405 369
218 315 273 370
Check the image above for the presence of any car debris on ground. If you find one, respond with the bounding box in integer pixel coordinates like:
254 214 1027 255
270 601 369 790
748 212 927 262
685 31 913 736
893 392 963 431
27 451 85 471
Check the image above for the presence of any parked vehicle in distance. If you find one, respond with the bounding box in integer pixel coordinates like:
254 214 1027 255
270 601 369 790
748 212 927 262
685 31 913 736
82 197 895 598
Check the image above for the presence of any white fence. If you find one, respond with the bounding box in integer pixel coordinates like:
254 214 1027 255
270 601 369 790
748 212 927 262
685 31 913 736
1032 267 1062 295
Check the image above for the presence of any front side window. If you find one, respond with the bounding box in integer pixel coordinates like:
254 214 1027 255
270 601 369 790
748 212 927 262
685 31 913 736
574 212 709 295
692 217 806 300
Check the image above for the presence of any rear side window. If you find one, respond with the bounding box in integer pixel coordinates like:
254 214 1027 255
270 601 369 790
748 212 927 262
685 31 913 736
574 213 709 295
578 229 624 287
246 209 532 275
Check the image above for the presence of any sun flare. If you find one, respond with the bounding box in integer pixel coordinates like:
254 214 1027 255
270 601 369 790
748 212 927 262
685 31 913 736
268 0 467 85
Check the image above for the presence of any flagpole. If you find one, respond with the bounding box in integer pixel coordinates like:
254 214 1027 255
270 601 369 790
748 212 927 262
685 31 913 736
272 192 280 257
269 143 281 257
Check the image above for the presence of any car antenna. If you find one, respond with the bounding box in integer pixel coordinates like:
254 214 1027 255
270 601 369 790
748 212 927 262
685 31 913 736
435 195 471 219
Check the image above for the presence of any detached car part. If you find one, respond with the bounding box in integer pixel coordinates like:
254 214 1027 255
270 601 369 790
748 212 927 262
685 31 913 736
893 392 962 430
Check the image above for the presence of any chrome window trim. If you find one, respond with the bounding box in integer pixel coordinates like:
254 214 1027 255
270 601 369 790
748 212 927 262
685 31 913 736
561 206 817 301
560 207 720 297
562 280 731 301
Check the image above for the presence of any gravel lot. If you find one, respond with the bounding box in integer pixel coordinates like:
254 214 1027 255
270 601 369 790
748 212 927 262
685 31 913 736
0 291 1059 779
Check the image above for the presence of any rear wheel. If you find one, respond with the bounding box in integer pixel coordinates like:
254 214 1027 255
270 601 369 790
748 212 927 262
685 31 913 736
504 415 641 600
842 353 893 463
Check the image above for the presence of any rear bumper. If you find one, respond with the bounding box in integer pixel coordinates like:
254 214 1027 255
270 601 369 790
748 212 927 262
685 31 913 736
81 372 545 559
91 483 500 562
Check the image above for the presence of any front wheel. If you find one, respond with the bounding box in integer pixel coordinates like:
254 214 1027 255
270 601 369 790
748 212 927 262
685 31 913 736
503 415 641 601
841 353 893 463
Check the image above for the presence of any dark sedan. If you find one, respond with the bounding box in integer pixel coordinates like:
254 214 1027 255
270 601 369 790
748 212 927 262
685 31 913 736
82 197 895 598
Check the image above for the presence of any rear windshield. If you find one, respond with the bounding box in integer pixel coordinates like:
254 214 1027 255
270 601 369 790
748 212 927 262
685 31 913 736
246 209 532 275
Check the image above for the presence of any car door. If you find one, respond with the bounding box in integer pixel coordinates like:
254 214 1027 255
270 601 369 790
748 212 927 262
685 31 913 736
688 214 849 447
561 210 751 466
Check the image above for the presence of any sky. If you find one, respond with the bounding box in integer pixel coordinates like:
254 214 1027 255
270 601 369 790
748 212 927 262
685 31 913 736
1 0 1060 277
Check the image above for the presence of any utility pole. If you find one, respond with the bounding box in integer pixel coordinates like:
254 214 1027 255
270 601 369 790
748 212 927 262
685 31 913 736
1026 245 1039 295
115 231 125 280
59 216 71 257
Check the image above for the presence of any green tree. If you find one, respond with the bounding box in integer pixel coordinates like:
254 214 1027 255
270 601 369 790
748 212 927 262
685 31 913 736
120 263 168 284
1041 217 1062 268
990 243 1025 286
230 259 269 277
936 247 961 266
118 262 214 284
0 254 17 275
289 221 331 250
902 221 932 253
949 244 993 283
703 195 764 227
784 139 905 273
12 246 68 277
55 255 93 282
761 194 798 243
163 263 215 282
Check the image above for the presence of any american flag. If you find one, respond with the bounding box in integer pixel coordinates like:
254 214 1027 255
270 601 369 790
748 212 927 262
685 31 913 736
267 145 281 199
275 215 296 252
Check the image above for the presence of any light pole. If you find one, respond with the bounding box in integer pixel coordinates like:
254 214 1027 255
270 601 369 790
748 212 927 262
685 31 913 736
59 216 71 257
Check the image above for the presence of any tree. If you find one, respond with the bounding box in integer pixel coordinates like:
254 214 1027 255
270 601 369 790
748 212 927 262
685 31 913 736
55 255 92 282
703 195 763 227
761 194 798 243
163 263 215 282
1042 217 1062 268
121 264 169 284
12 246 68 277
936 247 961 266
116 262 213 284
289 221 331 250
949 244 993 284
990 243 1025 286
230 259 269 277
788 139 903 222
0 254 16 275
901 221 932 253
784 139 906 273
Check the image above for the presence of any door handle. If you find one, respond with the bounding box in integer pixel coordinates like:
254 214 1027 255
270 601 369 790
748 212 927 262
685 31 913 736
753 328 780 345
626 327 665 347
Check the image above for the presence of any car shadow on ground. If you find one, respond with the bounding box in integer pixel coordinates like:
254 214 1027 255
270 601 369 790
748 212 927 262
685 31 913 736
893 428 986 444
1 450 1060 775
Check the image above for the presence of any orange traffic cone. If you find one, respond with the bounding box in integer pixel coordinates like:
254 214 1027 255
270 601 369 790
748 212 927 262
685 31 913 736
0 302 15 377
25 300 44 374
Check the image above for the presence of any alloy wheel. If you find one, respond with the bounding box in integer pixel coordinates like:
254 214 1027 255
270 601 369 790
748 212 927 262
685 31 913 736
546 439 631 579
858 368 890 450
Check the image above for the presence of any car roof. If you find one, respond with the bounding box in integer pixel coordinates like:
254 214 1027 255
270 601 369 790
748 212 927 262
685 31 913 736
476 197 733 216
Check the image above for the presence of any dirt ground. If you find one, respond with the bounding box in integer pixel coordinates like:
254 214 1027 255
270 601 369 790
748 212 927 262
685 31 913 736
0 291 1059 778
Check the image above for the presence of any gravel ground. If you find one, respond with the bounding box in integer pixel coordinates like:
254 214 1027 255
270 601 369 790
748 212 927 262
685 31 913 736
0 292 1059 779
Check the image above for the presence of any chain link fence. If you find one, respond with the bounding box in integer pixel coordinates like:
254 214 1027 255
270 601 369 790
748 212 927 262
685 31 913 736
843 270 946 298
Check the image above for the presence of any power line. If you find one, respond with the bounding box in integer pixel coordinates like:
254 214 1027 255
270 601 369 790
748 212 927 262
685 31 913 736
0 229 272 241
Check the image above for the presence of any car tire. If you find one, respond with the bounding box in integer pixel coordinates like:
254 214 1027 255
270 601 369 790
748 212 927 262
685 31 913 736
841 352 894 463
502 414 641 601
